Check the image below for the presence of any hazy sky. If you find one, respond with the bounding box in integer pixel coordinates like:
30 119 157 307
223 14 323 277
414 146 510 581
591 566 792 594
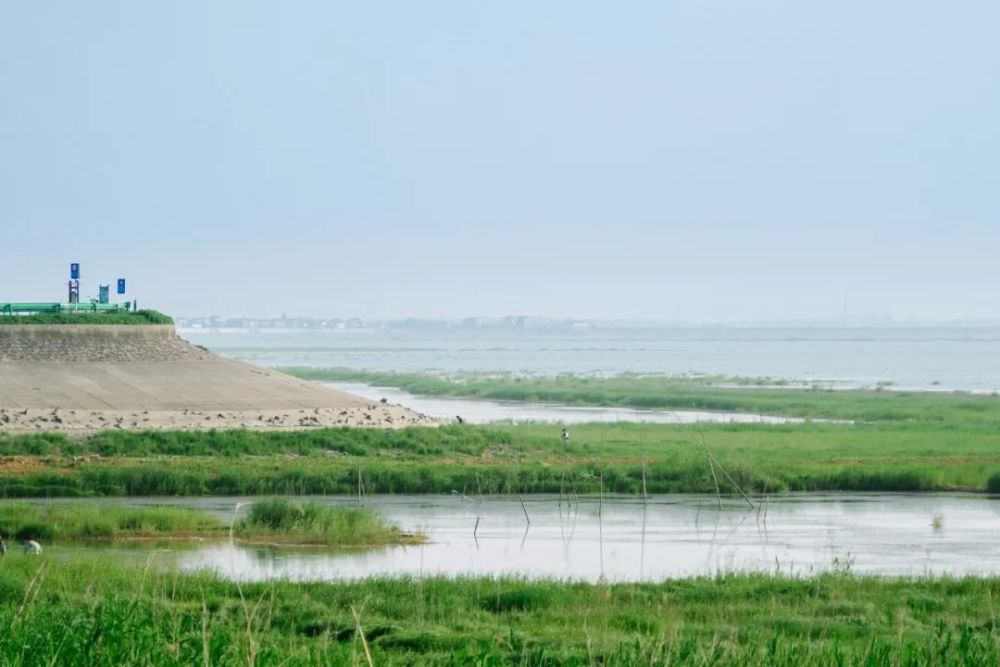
1 2 997 321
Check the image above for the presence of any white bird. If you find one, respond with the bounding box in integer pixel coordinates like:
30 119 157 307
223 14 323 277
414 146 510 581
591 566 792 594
22 540 41 556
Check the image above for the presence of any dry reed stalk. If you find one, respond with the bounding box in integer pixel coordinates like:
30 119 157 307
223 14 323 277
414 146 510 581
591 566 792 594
351 606 374 667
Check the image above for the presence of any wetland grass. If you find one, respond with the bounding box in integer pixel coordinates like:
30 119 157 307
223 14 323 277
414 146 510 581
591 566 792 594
2 421 1000 496
0 501 409 546
233 498 420 545
0 502 223 541
0 557 999 665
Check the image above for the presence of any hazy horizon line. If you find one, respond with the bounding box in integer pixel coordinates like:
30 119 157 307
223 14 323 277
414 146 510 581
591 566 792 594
175 314 1000 328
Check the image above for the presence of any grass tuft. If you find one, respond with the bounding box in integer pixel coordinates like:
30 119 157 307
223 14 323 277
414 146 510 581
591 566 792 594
234 498 419 545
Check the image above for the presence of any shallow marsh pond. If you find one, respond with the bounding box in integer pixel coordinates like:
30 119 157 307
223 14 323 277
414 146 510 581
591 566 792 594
326 382 831 425
32 493 1000 582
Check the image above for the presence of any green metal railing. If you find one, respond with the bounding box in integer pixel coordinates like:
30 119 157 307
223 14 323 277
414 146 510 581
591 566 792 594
0 302 131 316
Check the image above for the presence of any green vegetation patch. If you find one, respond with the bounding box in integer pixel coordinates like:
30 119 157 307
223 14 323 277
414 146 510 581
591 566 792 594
0 500 410 546
234 498 420 545
0 502 223 541
0 309 173 325
0 559 1000 665
2 421 1000 496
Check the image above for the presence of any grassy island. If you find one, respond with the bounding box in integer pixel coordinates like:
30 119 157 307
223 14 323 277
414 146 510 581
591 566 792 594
0 499 413 546
233 498 421 545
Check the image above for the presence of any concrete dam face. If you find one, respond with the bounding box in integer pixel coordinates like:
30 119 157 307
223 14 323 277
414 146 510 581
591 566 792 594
0 324 430 432
0 324 209 363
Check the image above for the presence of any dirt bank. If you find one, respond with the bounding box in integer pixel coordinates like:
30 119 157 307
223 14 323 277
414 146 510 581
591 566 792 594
0 325 432 432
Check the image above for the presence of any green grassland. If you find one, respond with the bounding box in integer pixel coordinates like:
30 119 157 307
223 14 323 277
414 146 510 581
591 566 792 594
2 421 1000 496
0 557 997 665
0 309 173 325
0 374 997 665
2 369 997 496
283 367 1000 424
0 499 410 546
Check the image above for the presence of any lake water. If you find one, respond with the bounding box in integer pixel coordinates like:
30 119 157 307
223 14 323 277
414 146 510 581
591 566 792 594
326 381 823 425
53 494 1000 582
182 326 1000 393
138 328 1000 583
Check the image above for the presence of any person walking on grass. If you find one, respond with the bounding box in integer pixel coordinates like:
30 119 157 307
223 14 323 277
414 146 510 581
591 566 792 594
561 428 569 444
0 534 6 557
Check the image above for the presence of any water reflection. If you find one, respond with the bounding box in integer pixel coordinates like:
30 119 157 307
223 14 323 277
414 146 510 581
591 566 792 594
162 494 1000 582
327 382 828 425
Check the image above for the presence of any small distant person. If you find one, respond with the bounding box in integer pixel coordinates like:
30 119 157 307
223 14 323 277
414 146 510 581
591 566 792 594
0 534 6 557
456 415 465 425
561 428 569 444
23 539 41 556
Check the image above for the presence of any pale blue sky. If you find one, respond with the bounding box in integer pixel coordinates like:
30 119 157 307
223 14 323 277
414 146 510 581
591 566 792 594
1 2 997 321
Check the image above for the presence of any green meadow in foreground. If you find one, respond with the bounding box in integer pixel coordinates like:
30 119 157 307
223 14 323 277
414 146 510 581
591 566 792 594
0 557 999 665
282 367 1000 424
2 421 1000 496
0 499 410 546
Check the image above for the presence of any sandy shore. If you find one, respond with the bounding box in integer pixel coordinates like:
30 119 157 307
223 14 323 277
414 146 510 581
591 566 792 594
0 405 435 434
0 324 434 432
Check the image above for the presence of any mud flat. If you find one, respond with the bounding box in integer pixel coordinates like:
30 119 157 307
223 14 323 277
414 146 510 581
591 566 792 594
0 325 432 432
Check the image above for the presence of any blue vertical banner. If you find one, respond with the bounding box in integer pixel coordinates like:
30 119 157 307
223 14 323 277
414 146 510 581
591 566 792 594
70 263 80 280
98 285 109 304
117 278 126 295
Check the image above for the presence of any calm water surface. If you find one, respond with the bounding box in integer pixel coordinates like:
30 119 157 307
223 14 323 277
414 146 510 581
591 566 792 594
183 327 1000 392
53 494 1000 582
326 381 820 425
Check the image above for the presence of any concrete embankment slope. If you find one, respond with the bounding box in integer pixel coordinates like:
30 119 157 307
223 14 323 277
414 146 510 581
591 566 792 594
0 325 432 432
